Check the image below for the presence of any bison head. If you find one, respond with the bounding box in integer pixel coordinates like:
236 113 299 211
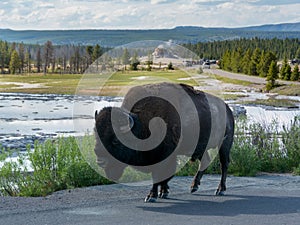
94 107 135 181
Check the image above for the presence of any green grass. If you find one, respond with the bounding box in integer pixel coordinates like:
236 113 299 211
212 74 252 86
0 84 19 89
222 93 249 101
271 84 300 96
239 98 299 108
0 73 82 95
0 70 199 96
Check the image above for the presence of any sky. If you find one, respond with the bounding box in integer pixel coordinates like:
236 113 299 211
0 0 299 30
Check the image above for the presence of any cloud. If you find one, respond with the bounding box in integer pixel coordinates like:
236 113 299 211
0 0 299 30
150 0 175 4
246 0 300 5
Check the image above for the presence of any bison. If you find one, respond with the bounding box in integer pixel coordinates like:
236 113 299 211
94 82 234 202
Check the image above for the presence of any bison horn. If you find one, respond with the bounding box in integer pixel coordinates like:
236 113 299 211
95 110 98 120
120 111 134 133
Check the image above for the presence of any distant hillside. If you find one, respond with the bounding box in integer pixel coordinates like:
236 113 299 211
0 22 299 46
240 22 300 32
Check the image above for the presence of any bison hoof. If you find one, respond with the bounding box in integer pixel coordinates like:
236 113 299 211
191 184 199 193
190 186 199 193
215 190 225 196
159 192 169 199
144 196 157 203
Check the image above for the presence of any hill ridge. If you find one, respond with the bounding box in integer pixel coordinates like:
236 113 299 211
1 22 299 46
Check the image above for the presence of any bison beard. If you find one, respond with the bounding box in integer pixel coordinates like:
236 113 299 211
94 82 234 202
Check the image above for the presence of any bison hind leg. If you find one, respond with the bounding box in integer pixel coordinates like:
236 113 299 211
190 169 206 193
215 136 232 196
216 189 225 196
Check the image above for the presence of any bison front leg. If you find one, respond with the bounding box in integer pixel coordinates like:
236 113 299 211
145 156 176 203
190 150 210 193
144 176 173 202
144 183 159 203
158 176 173 199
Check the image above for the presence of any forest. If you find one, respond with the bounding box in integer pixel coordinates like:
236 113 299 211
183 38 300 86
1 38 300 83
0 40 108 74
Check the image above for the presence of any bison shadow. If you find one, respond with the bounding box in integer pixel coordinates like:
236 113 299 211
138 194 300 217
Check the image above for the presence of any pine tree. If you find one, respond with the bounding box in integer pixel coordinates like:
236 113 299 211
36 47 42 73
258 51 277 77
266 61 278 91
43 40 54 74
291 64 299 81
257 50 265 77
130 51 139 71
231 48 242 73
241 48 252 74
92 44 102 62
25 50 31 73
249 48 261 76
122 48 130 66
86 45 93 66
295 47 300 60
284 64 292 81
279 57 288 80
0 41 10 74
9 50 20 74
221 50 231 71
18 42 25 73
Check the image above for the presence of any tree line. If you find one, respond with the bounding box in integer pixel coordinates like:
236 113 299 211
220 47 299 79
0 40 105 74
184 37 300 90
1 37 300 78
183 37 300 60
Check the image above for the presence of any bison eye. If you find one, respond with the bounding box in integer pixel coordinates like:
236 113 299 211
112 137 119 146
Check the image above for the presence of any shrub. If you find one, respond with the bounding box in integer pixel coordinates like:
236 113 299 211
293 164 300 175
177 116 300 177
282 116 300 170
167 62 174 70
0 136 111 197
228 117 260 176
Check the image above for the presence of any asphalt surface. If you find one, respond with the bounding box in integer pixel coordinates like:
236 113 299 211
0 174 299 225
209 68 300 86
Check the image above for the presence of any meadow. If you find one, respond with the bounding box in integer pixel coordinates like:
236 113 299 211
0 70 199 96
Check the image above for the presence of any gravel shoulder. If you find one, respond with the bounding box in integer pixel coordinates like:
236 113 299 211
0 174 299 225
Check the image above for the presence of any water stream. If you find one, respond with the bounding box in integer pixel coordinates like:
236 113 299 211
0 92 299 151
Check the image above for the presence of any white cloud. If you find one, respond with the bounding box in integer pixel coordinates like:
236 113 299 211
150 0 171 4
0 0 299 30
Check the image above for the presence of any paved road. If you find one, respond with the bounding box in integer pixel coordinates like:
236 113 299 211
1 174 299 225
208 69 300 86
